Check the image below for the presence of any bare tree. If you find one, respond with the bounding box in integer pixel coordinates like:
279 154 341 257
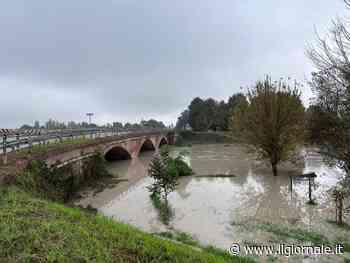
345 0 350 8
306 1 350 83
306 1 350 176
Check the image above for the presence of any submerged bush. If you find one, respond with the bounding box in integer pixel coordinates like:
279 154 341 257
148 147 193 199
148 150 178 202
173 155 194 177
150 191 174 225
148 147 193 224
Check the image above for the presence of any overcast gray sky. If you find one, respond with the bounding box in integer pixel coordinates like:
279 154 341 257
0 0 346 128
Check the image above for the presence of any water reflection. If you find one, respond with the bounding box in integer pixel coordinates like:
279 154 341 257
76 144 347 252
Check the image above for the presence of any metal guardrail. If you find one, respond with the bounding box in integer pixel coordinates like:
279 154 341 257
0 128 168 165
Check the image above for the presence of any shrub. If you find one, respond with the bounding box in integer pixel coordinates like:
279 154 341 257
16 160 75 201
173 156 194 177
83 152 111 180
16 151 111 202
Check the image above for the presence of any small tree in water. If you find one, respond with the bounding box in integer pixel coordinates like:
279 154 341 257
330 179 350 225
148 147 179 203
230 76 305 176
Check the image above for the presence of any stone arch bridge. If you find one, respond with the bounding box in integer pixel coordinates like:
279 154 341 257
46 131 174 168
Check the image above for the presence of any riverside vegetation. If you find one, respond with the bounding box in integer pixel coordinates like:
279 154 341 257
148 147 194 225
15 152 111 202
0 149 253 263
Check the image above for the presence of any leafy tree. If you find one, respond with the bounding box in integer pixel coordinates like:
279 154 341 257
45 119 67 130
227 93 247 112
203 98 218 130
188 97 220 131
230 77 305 176
188 97 208 131
180 93 248 132
211 100 227 131
112 122 123 130
148 148 178 202
124 122 132 130
225 94 248 131
175 110 190 131
141 119 166 129
305 105 332 145
67 121 79 129
34 120 40 129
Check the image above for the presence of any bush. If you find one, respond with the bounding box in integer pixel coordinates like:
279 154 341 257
150 191 173 225
16 160 75 202
173 156 194 177
83 152 111 180
16 151 112 202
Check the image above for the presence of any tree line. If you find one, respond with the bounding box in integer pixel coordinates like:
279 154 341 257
176 94 247 131
19 118 167 130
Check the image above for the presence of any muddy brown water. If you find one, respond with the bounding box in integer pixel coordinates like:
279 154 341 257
75 144 349 262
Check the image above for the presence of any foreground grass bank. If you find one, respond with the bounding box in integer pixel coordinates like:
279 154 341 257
0 187 253 263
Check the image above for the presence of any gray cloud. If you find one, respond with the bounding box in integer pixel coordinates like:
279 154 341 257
0 0 346 127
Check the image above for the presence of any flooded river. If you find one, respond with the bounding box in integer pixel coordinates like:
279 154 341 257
76 144 349 262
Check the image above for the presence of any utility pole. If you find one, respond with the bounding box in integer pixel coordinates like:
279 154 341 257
86 113 94 125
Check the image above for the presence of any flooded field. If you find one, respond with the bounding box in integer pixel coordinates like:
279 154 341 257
76 144 350 262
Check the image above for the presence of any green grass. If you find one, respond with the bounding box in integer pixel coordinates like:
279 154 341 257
251 222 350 252
232 221 331 245
157 231 200 247
256 223 328 244
0 187 254 263
345 243 350 253
327 220 350 231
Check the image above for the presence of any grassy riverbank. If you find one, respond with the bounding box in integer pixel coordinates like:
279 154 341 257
0 186 254 263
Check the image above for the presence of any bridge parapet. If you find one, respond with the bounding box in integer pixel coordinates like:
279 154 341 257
1 128 174 166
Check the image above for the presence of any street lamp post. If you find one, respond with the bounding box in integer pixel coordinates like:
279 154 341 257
86 113 94 125
86 113 94 139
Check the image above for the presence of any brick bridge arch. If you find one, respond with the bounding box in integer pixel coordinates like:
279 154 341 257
46 132 173 168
